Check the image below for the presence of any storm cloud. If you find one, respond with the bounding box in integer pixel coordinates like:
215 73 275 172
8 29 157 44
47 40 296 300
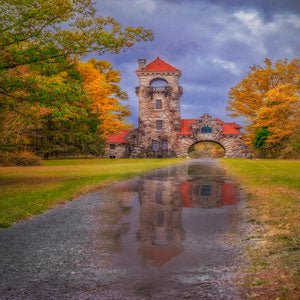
93 0 300 125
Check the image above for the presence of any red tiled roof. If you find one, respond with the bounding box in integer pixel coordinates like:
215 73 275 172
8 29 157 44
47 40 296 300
106 130 130 143
136 57 180 72
178 119 242 135
221 123 241 135
178 119 196 135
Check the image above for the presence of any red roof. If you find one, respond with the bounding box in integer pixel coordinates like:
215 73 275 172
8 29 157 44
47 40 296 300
106 130 130 143
178 119 196 135
180 181 239 208
138 248 183 268
222 123 241 135
178 119 242 135
136 57 180 72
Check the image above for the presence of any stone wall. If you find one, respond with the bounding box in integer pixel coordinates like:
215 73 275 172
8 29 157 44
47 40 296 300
176 114 251 158
104 143 129 158
105 59 251 159
133 70 182 158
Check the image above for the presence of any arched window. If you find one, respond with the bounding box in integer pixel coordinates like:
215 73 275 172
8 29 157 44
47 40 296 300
201 125 212 133
150 78 168 87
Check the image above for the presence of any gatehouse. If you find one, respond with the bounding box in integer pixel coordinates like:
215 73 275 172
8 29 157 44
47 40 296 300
105 57 251 158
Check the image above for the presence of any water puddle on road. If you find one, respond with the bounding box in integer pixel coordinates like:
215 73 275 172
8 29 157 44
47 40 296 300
92 159 244 299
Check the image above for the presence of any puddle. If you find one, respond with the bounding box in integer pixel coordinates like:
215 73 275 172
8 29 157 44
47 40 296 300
89 160 244 298
96 160 240 269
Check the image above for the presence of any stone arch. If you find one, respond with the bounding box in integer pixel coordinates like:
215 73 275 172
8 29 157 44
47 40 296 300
187 140 227 157
149 78 169 87
177 135 250 158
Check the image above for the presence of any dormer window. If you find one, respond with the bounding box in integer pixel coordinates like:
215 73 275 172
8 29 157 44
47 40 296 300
201 125 212 133
156 100 162 109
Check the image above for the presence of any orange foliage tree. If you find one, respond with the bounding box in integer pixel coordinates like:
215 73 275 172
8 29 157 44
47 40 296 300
227 58 300 157
78 59 133 138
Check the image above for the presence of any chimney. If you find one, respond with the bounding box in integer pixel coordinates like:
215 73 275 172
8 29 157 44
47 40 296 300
138 59 147 70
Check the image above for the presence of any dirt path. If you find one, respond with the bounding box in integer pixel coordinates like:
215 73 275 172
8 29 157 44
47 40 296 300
0 160 247 299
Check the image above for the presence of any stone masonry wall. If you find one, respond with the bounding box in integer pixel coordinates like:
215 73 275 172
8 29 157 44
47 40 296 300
175 114 251 158
104 143 129 158
132 70 183 158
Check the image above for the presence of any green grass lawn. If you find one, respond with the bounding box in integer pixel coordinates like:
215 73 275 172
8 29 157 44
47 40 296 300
220 159 300 299
0 158 185 228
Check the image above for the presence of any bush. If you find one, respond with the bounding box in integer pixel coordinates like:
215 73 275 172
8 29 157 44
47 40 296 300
0 151 43 166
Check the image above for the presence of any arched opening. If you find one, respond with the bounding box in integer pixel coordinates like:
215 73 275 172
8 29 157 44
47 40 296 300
150 78 168 87
188 141 226 158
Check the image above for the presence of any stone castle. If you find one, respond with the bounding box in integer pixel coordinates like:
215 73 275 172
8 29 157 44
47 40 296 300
105 57 251 158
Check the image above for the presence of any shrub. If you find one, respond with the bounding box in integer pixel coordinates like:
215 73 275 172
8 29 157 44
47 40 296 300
0 151 43 166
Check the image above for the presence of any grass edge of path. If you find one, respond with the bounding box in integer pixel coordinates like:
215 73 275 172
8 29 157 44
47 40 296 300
219 158 300 300
0 158 186 228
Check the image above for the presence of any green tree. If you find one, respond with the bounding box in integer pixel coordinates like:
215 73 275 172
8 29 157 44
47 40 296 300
0 0 152 111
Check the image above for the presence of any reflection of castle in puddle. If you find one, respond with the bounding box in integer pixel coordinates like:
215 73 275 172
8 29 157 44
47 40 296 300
137 176 185 268
180 181 239 208
137 165 239 268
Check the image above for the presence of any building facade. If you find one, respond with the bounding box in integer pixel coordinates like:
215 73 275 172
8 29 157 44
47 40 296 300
105 57 251 158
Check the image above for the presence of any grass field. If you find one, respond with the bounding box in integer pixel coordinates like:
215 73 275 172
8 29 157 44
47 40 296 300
220 159 300 299
0 158 185 228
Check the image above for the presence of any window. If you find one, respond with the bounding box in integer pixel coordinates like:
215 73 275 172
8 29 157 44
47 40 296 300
152 140 158 150
109 155 116 159
110 144 115 149
157 211 164 226
156 99 162 109
201 125 212 133
162 140 168 150
200 185 212 197
156 120 163 130
155 190 162 204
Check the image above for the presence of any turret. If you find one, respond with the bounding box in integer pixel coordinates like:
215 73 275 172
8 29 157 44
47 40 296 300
134 57 183 158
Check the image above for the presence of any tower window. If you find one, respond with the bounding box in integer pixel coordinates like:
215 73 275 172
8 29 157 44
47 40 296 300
156 120 163 130
155 190 163 204
201 125 212 133
110 144 115 149
152 140 158 150
156 100 162 109
162 140 168 150
157 211 164 226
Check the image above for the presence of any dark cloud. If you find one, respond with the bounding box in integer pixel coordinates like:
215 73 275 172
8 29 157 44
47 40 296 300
95 0 300 126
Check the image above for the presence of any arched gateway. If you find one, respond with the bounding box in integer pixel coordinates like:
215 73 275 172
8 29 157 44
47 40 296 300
105 57 251 159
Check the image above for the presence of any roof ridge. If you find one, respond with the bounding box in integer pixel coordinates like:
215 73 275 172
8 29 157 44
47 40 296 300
136 57 180 72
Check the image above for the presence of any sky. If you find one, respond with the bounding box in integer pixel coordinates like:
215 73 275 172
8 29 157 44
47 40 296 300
92 0 300 126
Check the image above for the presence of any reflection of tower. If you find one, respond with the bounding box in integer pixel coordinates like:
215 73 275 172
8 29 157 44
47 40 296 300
137 176 185 267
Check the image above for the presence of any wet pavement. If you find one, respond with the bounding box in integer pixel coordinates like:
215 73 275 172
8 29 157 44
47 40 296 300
0 159 247 299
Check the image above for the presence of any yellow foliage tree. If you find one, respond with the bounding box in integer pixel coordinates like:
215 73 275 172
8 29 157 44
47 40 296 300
227 58 300 157
78 59 133 138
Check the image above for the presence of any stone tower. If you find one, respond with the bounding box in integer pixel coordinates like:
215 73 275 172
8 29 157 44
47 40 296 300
133 57 183 157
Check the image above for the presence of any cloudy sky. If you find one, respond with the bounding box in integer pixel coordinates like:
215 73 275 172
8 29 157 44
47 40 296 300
92 0 300 126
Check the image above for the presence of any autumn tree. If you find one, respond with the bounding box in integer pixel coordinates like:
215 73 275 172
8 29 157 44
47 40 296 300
78 59 133 138
0 0 153 158
227 58 300 158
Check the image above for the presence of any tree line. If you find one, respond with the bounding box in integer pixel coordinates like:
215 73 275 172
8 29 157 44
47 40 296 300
0 1 298 161
0 0 152 159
